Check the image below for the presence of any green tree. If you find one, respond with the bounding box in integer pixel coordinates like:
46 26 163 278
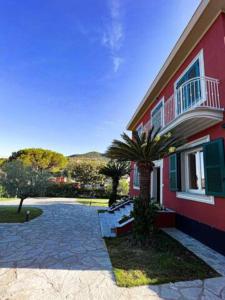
118 178 129 195
106 129 182 241
0 161 50 212
9 148 67 172
99 160 130 206
0 158 7 167
67 159 106 187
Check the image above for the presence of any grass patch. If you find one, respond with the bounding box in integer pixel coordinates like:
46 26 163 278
0 198 17 202
75 198 108 207
105 232 219 287
0 206 43 223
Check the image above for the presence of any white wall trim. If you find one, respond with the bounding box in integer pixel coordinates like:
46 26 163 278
177 135 210 151
176 192 215 205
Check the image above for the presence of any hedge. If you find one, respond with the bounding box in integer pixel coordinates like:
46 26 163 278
45 183 110 199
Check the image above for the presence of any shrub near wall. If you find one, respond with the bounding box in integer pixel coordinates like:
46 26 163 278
46 183 110 199
46 183 78 197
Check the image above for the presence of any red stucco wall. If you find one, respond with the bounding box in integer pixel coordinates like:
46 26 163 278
129 13 225 231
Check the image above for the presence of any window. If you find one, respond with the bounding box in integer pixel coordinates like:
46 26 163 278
175 50 205 115
169 136 225 205
151 99 164 132
133 164 140 189
185 148 205 194
136 124 143 137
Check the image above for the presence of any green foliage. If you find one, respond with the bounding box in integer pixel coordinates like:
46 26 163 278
0 158 7 167
46 183 78 197
9 148 68 173
131 198 159 244
67 159 106 186
118 178 129 195
45 183 110 198
105 178 129 196
99 160 130 206
106 129 181 164
0 160 50 201
69 151 108 162
0 185 7 197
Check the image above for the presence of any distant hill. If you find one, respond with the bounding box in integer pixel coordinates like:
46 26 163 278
68 151 108 162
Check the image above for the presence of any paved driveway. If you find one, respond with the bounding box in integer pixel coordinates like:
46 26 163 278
0 198 122 299
0 198 224 300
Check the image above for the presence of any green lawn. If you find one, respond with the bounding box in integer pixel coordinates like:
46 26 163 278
0 206 43 223
105 232 219 287
75 198 108 207
0 198 17 202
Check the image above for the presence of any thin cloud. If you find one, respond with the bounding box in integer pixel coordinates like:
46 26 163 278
112 56 123 72
102 0 124 72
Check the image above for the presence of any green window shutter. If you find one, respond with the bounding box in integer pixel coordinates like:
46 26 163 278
203 138 225 197
169 153 181 191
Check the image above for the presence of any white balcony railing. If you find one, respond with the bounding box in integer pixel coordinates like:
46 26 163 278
144 76 221 133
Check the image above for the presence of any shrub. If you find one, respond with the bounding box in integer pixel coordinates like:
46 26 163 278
0 185 7 198
45 183 110 199
131 198 159 244
46 183 78 197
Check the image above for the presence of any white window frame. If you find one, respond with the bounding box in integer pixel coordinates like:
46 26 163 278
176 135 215 205
151 97 165 130
133 163 140 190
184 147 205 194
174 49 206 116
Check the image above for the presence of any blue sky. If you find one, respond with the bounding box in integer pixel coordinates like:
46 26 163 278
0 0 200 157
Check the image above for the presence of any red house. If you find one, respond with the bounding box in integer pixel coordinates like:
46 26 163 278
127 0 225 255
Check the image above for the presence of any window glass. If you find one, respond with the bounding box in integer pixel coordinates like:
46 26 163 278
187 149 205 193
151 101 163 132
133 164 140 188
136 125 143 137
176 59 201 114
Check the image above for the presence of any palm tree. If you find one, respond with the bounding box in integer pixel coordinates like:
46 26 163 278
100 160 130 206
106 128 182 240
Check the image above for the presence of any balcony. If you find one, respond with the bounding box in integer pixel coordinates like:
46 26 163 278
144 76 224 138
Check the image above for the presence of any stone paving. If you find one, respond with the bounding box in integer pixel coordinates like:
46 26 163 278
0 198 224 299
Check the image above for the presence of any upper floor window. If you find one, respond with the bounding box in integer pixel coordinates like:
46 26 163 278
175 50 205 115
136 123 143 137
151 99 164 133
133 163 140 189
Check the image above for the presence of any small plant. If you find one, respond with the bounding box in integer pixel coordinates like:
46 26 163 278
131 198 159 245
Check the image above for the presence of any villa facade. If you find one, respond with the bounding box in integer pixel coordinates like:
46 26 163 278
127 0 225 255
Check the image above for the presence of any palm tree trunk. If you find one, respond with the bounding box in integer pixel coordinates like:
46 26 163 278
138 162 152 205
109 177 119 207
